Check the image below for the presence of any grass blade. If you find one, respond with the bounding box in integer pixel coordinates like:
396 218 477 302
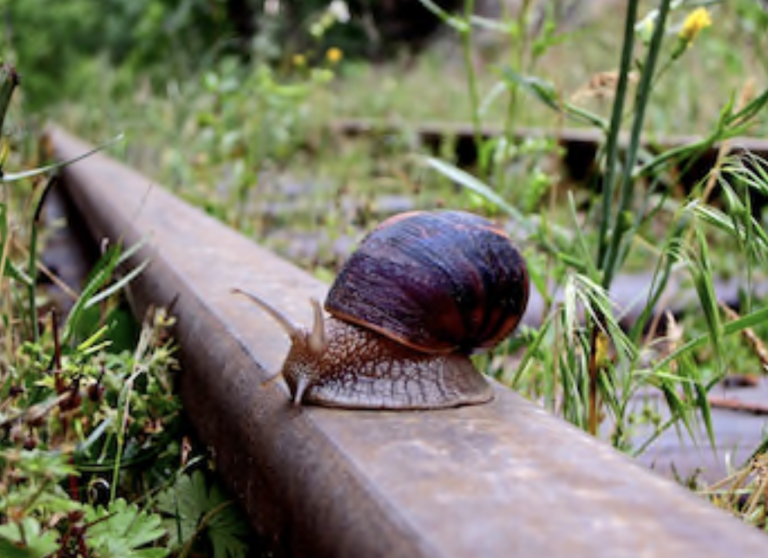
2 133 124 183
422 155 530 227
85 259 149 309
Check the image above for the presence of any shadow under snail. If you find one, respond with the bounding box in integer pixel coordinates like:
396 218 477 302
236 209 529 410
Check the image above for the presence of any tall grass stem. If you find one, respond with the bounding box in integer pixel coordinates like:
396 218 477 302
596 0 639 274
461 0 483 149
602 0 672 289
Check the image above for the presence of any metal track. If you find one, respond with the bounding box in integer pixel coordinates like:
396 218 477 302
47 127 767 558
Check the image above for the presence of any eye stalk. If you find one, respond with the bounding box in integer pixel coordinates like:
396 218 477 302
308 298 327 354
233 288 302 340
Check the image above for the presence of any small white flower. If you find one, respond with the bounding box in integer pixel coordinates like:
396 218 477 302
329 0 350 23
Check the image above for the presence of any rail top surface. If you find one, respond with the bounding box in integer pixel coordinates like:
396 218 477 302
48 126 768 558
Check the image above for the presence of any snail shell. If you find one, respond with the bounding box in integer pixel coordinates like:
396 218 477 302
326 210 529 354
238 210 529 410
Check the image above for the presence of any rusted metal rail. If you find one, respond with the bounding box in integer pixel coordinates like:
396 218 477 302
47 126 768 558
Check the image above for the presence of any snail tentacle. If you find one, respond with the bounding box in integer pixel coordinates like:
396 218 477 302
233 288 303 341
292 375 311 406
308 298 327 354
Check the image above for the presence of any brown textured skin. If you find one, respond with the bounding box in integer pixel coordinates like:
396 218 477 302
282 317 494 409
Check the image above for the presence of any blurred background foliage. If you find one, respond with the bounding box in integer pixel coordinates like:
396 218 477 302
2 0 766 135
1 0 463 110
4 0 248 109
4 0 767 271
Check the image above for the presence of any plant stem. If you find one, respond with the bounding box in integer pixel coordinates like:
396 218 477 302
461 0 482 150
596 0 639 274
503 0 533 139
587 0 640 438
0 64 19 138
587 327 599 436
602 0 672 289
0 65 17 365
27 209 39 344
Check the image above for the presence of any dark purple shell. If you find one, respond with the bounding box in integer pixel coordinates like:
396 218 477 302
325 210 529 354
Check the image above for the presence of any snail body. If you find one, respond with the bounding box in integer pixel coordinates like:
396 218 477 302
280 315 491 409
239 210 529 410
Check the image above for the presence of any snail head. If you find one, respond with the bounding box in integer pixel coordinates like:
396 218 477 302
233 288 327 404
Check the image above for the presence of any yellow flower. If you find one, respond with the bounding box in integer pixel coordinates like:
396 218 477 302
292 53 306 67
326 47 343 64
680 7 712 43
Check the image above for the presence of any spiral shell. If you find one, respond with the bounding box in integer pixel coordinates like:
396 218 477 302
325 210 529 355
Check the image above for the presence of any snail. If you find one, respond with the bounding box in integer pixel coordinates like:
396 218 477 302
236 210 529 410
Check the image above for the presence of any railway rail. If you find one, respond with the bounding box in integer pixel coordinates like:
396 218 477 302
47 126 767 557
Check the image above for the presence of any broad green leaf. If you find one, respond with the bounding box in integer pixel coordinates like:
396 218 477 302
206 484 250 558
157 471 249 558
157 471 208 546
85 498 168 558
0 518 59 558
